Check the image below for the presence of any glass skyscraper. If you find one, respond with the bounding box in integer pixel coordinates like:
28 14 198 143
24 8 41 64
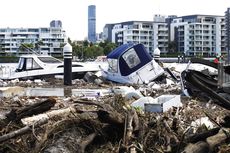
88 5 96 43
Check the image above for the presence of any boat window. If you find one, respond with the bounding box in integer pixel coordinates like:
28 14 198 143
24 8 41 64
32 60 42 69
26 58 33 70
122 48 140 69
26 58 42 70
38 57 62 63
108 59 118 73
17 58 25 70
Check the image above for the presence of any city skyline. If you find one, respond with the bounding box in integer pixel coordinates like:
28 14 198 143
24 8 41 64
0 0 228 41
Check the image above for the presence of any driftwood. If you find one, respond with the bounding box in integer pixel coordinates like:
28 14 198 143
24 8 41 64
40 119 98 153
186 127 220 143
74 99 104 108
125 109 139 144
183 141 210 153
21 106 77 126
183 128 230 153
97 109 124 126
6 98 56 121
163 118 179 143
78 133 97 153
0 118 48 143
3 94 228 152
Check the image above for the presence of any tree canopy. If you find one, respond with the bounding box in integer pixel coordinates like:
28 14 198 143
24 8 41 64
67 38 117 60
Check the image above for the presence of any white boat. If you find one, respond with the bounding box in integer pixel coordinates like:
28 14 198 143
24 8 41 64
101 43 164 84
0 54 102 80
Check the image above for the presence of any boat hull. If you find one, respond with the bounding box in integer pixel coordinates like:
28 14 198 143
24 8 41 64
103 60 164 84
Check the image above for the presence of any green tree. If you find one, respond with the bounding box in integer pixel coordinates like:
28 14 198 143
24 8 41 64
18 43 34 53
68 37 72 44
98 40 117 55
84 45 104 59
34 40 44 53
83 40 89 47
98 41 107 48
103 42 117 55
93 46 104 57
60 42 66 48
72 44 83 58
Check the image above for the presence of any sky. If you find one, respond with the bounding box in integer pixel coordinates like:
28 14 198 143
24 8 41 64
0 0 229 41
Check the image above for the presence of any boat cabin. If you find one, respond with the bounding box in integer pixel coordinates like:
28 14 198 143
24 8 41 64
105 43 164 84
16 55 62 72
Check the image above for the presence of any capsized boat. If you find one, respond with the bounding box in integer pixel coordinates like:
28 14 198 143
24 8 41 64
101 43 164 84
0 54 102 80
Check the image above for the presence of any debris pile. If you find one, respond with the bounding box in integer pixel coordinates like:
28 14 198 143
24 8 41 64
0 76 229 153
0 44 230 152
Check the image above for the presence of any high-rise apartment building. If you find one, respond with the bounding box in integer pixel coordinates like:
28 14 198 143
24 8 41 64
170 15 226 56
88 5 96 43
103 24 115 42
103 19 169 54
226 8 230 59
0 21 66 54
110 21 154 53
103 14 226 56
50 20 62 28
153 15 169 54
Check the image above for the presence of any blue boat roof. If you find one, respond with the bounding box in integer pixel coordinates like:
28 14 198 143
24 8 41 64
107 43 135 59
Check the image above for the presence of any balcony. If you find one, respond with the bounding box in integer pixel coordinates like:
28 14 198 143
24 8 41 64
195 32 202 35
158 27 168 31
158 33 168 36
158 44 167 47
117 34 123 37
139 33 149 36
158 39 168 42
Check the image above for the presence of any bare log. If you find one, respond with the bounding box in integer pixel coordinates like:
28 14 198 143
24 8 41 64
21 106 76 126
74 99 104 109
171 118 178 133
122 108 140 152
97 109 124 126
183 141 210 153
125 110 135 145
206 128 230 152
186 127 220 143
0 118 47 143
183 128 230 153
162 119 179 143
132 109 140 132
79 133 97 153
6 98 56 121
